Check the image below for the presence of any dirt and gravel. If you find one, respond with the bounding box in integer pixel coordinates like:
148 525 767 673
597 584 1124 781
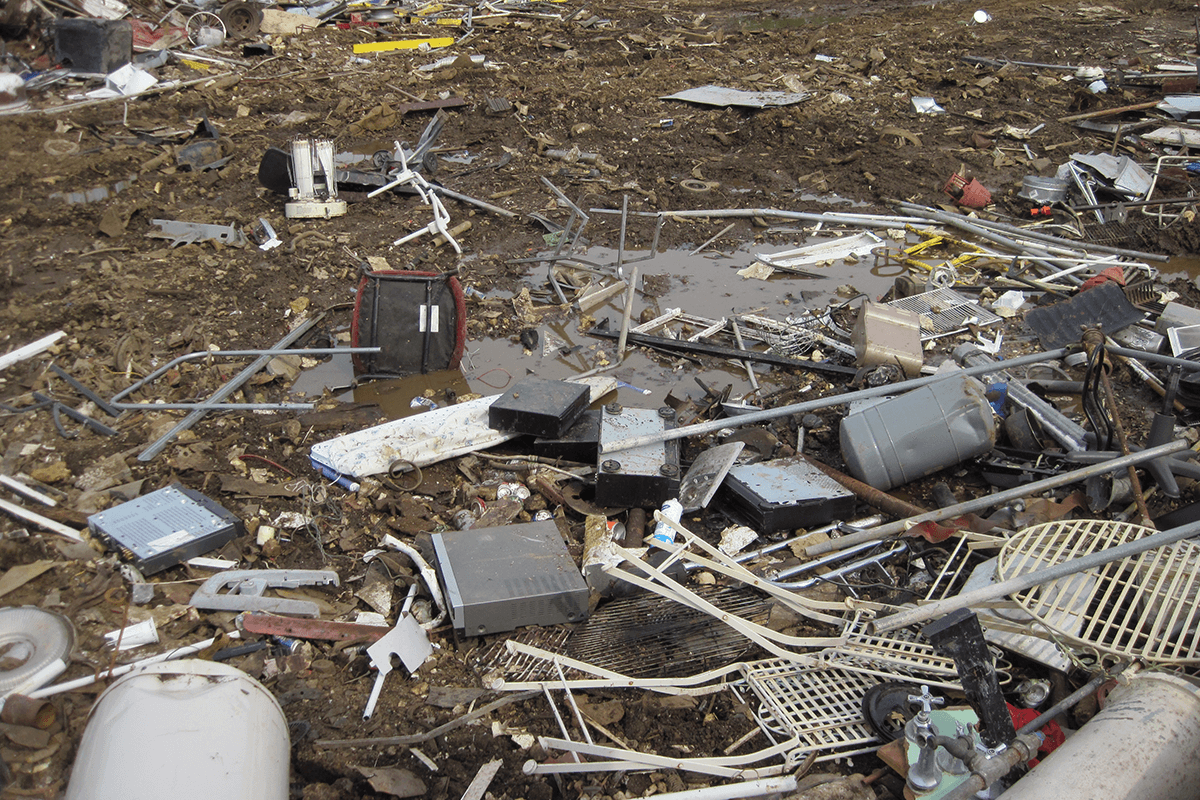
2 0 1200 797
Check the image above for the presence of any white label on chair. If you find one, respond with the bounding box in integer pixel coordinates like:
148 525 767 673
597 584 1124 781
419 305 439 333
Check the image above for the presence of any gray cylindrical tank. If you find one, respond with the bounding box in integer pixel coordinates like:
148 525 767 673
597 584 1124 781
998 672 1200 800
840 373 995 491
64 659 290 800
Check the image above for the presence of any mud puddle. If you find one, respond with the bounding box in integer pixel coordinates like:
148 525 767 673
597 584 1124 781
291 232 907 414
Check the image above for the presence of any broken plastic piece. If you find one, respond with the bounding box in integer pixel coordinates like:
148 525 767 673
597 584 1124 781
148 219 246 248
190 569 340 617
362 614 432 719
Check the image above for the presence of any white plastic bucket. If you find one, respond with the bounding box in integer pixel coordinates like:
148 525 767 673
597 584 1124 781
64 659 289 800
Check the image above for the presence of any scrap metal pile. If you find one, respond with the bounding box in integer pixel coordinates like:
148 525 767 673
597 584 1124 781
7 177 1200 799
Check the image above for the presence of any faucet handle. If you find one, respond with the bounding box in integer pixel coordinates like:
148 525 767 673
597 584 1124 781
907 685 945 716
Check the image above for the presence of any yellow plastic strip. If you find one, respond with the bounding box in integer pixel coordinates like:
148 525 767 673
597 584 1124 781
352 37 455 53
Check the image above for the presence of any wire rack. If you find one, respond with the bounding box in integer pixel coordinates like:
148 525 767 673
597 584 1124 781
998 519 1200 666
885 287 1002 338
819 618 964 690
736 659 882 763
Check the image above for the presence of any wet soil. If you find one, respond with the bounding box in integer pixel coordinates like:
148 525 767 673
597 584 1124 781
2 0 1200 797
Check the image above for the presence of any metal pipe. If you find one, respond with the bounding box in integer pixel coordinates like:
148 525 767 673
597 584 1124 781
731 320 759 393
777 542 908 590
600 348 1071 454
871 508 1200 633
897 201 1169 263
616 197 640 360
430 185 518 219
731 516 886 564
1107 346 1200 371
1016 669 1117 736
803 455 929 519
807 439 1188 558
771 538 901 581
893 205 1076 278
135 319 324 461
939 734 1043 800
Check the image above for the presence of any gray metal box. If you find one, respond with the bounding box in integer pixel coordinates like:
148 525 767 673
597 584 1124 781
87 483 243 575
431 521 589 635
595 405 679 508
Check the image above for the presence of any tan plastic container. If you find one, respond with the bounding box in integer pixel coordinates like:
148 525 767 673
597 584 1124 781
852 301 924 378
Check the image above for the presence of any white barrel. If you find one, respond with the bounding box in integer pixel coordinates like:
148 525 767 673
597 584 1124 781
999 672 1200 800
64 659 289 800
840 373 995 491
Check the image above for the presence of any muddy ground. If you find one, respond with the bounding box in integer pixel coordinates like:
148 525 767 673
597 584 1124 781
2 0 1200 796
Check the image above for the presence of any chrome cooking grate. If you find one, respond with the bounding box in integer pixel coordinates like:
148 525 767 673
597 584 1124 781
998 519 1200 665
820 618 965 690
472 627 575 683
886 287 1002 338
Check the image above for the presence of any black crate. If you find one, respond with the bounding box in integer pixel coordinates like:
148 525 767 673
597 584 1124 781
533 409 601 463
488 377 589 439
54 19 132 74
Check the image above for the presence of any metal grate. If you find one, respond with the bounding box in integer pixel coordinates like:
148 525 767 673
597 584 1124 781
738 659 881 762
472 627 575 683
1079 219 1156 246
998 520 1200 665
820 618 964 690
566 586 771 678
885 287 1002 338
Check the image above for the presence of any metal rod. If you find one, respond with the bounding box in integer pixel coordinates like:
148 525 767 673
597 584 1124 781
430 184 518 218
897 201 1169 263
769 536 893 580
893 205 1076 278
590 207 927 228
1107 346 1200 371
776 542 908 588
871 508 1200 633
135 319 322 461
600 347 1071 454
690 222 736 256
802 455 928 519
1015 669 1116 736
730 320 759 392
806 439 1188 558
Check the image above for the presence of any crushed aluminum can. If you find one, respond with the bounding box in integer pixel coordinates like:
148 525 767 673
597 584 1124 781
497 482 530 501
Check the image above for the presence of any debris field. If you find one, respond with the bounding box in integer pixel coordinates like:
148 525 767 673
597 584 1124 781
3 0 1200 799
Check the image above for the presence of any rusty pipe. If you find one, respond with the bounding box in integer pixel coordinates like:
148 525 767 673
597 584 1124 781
802 455 929 519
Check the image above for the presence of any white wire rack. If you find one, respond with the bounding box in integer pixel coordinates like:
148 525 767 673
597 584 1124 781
819 618 964 691
999 519 1200 666
736 659 883 763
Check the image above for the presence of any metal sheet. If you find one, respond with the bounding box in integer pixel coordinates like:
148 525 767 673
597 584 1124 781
661 84 810 109
1024 280 1144 349
679 441 745 512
